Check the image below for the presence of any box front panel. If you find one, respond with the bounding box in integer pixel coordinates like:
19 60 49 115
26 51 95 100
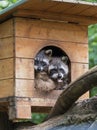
15 17 89 104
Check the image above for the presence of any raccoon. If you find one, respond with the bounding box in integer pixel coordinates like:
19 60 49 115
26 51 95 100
48 56 69 90
34 49 56 92
35 71 56 92
34 49 52 73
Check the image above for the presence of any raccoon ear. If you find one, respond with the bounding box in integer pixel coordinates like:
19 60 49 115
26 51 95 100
45 49 52 57
62 56 68 64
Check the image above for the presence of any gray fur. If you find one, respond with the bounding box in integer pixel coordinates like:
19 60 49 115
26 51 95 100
34 49 52 72
48 56 69 90
34 49 55 92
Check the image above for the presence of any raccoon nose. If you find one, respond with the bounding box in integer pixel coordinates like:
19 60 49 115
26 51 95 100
37 67 42 71
58 74 62 79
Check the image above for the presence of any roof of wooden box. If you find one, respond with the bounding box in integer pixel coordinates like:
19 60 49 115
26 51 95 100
1 0 97 25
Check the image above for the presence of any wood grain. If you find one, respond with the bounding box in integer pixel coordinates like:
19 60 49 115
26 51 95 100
15 79 34 97
0 58 14 80
0 19 13 38
14 10 97 25
15 38 88 63
15 17 88 43
71 62 89 100
71 62 88 81
0 79 14 98
15 58 34 79
0 38 14 59
15 78 62 100
9 99 31 120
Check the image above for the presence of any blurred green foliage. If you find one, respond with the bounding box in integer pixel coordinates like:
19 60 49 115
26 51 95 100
82 0 97 2
88 25 97 97
32 113 47 124
0 0 97 123
88 24 97 68
0 0 20 10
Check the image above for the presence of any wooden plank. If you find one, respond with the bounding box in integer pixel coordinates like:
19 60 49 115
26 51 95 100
15 104 31 119
47 2 75 13
30 98 56 107
15 38 88 63
71 62 88 81
79 6 97 16
0 79 14 98
15 79 62 100
15 79 33 97
9 99 31 120
15 17 87 32
0 19 13 38
18 0 57 11
0 38 14 59
62 4 91 15
71 62 89 100
9 98 31 121
0 58 14 80
32 88 62 100
13 10 97 25
15 58 34 79
15 17 88 43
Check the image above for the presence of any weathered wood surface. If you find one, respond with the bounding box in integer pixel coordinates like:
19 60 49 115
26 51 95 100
14 9 97 25
15 58 34 79
0 19 13 38
47 65 97 119
15 17 88 43
0 58 14 80
71 62 88 81
15 79 34 97
0 79 14 98
0 16 89 119
15 37 88 63
15 96 97 130
9 100 32 120
1 0 97 25
0 38 14 59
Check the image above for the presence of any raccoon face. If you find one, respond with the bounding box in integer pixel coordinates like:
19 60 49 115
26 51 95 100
34 58 49 72
34 49 52 72
48 56 69 83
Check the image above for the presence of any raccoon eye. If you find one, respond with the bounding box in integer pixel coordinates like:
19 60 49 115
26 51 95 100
50 69 57 74
60 68 65 74
41 62 47 66
34 60 39 65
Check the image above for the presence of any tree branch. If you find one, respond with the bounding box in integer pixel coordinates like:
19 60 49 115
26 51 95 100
47 66 97 119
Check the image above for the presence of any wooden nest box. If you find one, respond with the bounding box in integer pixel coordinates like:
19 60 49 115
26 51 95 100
0 0 97 120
